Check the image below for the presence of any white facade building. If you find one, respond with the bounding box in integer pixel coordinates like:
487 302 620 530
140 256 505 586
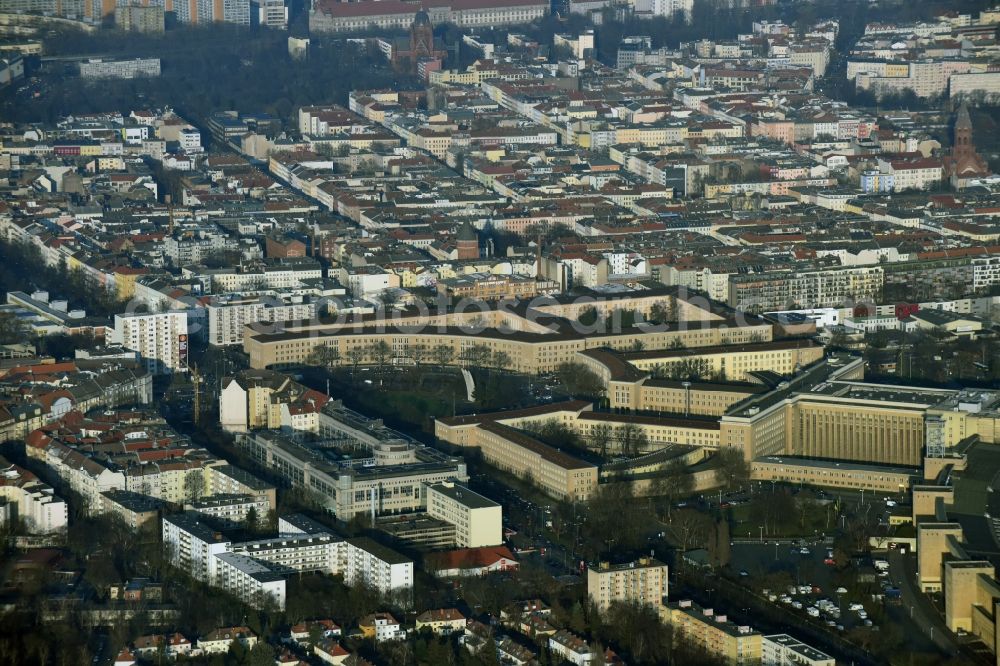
79 58 161 79
426 480 502 548
178 127 204 153
163 512 411 610
345 537 414 597
0 461 68 533
162 512 232 584
113 311 189 374
207 294 316 346
762 634 835 666
214 551 287 609
253 0 288 28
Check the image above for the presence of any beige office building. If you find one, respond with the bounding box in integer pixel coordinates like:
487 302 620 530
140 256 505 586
944 561 1000 634
720 357 949 466
751 457 915 493
618 339 824 382
474 422 598 502
243 292 774 372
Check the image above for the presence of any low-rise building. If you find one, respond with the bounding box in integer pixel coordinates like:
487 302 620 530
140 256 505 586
425 545 518 577
548 629 595 666
79 58 161 79
198 626 258 655
359 612 403 642
415 608 466 635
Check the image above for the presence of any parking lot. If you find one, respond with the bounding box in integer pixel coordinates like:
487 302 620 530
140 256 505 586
727 541 886 634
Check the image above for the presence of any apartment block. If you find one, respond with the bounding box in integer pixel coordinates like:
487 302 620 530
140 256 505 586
426 480 502 548
207 464 277 509
162 512 232 584
114 4 165 32
100 489 164 530
214 551 287 609
185 493 270 528
761 634 835 666
587 557 669 613
252 0 287 28
728 267 884 313
233 532 341 575
0 459 68 533
163 511 411 609
665 600 762 665
207 294 316 347
344 537 414 599
113 311 189 374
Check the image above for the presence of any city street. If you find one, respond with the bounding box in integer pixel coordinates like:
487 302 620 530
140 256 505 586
887 549 965 658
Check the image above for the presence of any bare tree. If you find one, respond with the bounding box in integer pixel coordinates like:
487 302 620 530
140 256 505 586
715 446 750 492
346 347 365 383
431 344 455 367
307 344 341 370
589 423 614 458
615 423 649 457
183 470 205 502
368 341 392 385
651 460 694 519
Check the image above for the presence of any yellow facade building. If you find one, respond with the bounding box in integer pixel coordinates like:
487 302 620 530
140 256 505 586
664 600 762 665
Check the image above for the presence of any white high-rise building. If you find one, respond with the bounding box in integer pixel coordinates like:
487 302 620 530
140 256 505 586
634 0 692 19
254 0 287 28
113 311 189 374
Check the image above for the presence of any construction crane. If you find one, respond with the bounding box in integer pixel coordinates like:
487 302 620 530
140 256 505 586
191 363 201 426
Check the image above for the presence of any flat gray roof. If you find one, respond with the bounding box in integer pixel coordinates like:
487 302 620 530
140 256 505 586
427 481 499 510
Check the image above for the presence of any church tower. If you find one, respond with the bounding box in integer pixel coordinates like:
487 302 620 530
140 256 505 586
953 103 975 161
950 103 989 187
455 221 479 260
410 9 434 60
